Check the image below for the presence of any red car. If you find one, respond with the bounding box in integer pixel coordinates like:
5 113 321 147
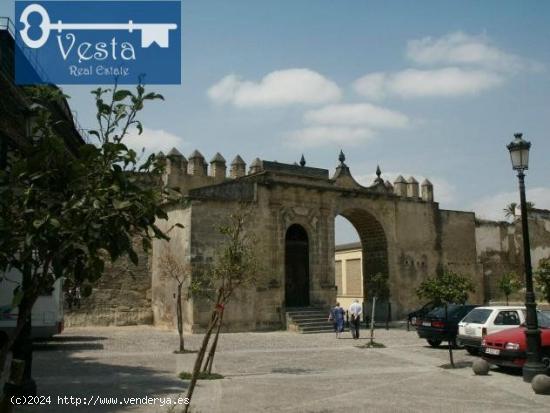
481 311 550 369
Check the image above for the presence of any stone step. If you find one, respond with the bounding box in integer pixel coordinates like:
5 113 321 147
300 325 335 332
286 306 335 334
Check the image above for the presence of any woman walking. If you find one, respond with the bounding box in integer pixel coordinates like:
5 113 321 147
328 302 345 338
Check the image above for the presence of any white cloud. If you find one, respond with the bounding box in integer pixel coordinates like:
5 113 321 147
303 103 410 129
407 32 542 73
207 69 341 108
470 187 550 221
354 68 503 99
125 127 186 155
355 172 456 205
284 126 373 148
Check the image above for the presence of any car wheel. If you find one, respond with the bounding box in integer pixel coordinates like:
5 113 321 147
427 339 442 347
466 347 479 356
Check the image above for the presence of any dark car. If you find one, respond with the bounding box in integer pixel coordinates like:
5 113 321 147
481 311 550 369
416 304 478 347
407 301 437 328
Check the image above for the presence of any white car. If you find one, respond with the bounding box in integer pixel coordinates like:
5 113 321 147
457 306 525 355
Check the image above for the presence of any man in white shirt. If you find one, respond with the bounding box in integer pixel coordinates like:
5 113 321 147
348 299 362 339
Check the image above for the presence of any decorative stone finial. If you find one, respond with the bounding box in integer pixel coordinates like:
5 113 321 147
300 154 306 167
376 165 381 178
338 150 346 164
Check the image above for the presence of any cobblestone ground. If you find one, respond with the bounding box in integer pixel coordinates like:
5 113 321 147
12 326 550 412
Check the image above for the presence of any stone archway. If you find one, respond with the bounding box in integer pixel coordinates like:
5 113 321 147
285 224 310 307
338 209 390 320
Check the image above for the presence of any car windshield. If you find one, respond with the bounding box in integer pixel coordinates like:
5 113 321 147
461 308 492 324
538 312 550 328
427 304 462 318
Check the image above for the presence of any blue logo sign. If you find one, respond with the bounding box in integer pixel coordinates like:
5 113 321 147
15 1 181 85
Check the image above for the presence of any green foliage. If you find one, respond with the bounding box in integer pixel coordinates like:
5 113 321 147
190 208 258 303
504 202 517 219
0 83 173 316
179 371 223 380
369 272 389 299
535 258 550 303
497 272 521 303
503 202 535 220
416 270 475 305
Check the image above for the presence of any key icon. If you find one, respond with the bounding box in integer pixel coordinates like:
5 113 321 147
19 3 178 49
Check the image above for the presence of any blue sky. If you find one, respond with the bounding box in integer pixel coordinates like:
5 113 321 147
3 0 550 243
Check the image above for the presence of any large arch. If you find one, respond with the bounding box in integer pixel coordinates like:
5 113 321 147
336 208 390 321
284 224 310 307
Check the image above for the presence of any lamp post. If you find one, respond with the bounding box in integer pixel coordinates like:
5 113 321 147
507 133 546 382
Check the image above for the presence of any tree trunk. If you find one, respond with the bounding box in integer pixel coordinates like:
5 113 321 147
183 289 223 413
203 306 224 374
176 284 184 352
385 301 390 330
182 310 219 413
370 296 376 345
445 304 455 368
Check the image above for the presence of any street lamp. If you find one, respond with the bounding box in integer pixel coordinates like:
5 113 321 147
507 132 546 382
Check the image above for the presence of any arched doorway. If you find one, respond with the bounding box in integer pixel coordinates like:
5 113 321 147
285 224 310 307
335 209 389 321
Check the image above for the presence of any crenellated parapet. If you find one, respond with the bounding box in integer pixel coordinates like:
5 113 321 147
161 148 257 194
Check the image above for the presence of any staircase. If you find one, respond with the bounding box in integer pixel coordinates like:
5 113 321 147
286 307 334 334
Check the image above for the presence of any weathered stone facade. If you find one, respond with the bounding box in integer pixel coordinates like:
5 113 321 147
147 151 483 332
65 239 153 327
69 150 550 332
476 209 550 303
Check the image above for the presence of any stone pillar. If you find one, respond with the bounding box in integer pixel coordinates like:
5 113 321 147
230 155 246 179
187 150 206 176
209 152 226 180
407 176 419 198
421 179 434 202
393 175 407 196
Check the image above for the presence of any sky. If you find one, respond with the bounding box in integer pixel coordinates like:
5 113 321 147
2 0 550 243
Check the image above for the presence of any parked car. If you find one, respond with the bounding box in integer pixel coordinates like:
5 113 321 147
457 306 526 355
481 311 550 369
407 301 437 328
416 304 478 347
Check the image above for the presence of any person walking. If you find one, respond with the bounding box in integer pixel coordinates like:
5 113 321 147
328 302 345 338
348 299 362 339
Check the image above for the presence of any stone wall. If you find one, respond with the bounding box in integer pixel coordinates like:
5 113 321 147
476 211 550 303
65 238 153 326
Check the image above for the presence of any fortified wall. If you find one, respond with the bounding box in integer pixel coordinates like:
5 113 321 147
149 149 482 332
476 209 550 303
66 148 550 331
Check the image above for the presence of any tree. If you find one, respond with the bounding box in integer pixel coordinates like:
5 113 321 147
535 258 550 304
504 202 517 219
497 272 522 305
504 201 535 220
159 250 192 353
367 272 390 344
416 270 475 367
0 84 175 386
183 208 258 413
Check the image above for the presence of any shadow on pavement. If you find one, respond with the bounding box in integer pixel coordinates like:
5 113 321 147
22 335 188 413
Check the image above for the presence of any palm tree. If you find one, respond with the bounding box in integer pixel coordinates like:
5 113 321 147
504 202 517 219
504 202 535 220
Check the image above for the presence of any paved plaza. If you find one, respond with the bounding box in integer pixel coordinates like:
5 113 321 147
13 326 550 412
